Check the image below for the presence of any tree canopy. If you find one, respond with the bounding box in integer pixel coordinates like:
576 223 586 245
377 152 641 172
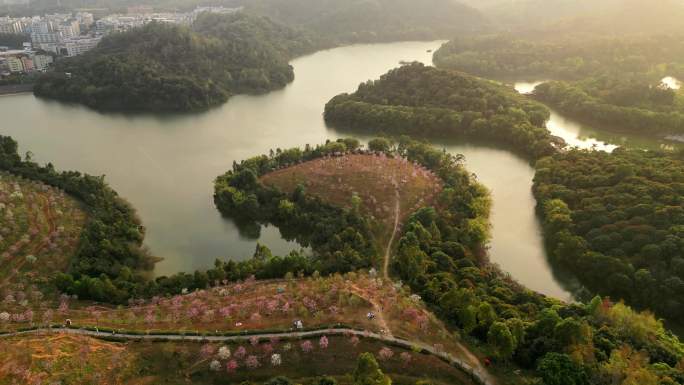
534 148 684 323
324 62 555 159
34 13 316 112
237 0 487 44
434 34 684 81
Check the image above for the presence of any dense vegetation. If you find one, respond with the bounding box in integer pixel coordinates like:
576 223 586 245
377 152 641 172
236 0 488 44
324 63 556 159
0 135 153 296
533 78 684 135
534 148 684 323
33 13 314 112
192 12 323 61
214 138 378 275
388 138 684 384
433 34 684 81
0 32 28 49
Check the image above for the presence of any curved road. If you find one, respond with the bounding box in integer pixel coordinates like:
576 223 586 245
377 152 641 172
0 326 495 385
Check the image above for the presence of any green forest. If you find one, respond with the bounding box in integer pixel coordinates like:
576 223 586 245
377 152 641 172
0 135 154 300
234 0 487 44
433 34 684 81
0 32 29 49
533 78 684 135
534 148 684 323
369 137 684 385
33 13 315 112
214 138 378 275
324 63 556 159
2 0 489 44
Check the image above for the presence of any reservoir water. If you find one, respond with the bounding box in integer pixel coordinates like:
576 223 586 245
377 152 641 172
1 41 639 301
514 81 681 152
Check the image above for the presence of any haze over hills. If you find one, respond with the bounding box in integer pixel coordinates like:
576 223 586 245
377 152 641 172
2 0 490 43
231 0 489 43
461 0 684 35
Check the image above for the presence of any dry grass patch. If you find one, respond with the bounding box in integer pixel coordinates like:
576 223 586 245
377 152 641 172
260 154 443 246
0 333 135 385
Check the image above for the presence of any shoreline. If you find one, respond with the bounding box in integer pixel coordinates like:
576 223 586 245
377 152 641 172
0 84 34 96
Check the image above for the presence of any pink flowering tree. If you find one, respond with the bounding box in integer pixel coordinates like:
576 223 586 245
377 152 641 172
319 336 329 349
235 346 247 359
200 344 215 359
378 347 394 361
301 340 314 353
226 360 238 373
400 352 412 367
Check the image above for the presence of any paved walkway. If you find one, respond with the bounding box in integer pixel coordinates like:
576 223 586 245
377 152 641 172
0 326 494 385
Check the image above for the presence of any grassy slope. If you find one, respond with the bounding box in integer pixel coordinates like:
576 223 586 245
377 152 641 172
1 274 456 351
0 172 86 298
0 334 476 385
260 154 443 248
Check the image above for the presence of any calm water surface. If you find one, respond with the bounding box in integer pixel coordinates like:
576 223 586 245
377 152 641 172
0 42 442 277
515 81 682 152
0 41 624 301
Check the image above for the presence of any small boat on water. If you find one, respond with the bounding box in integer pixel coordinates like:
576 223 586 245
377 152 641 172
427 49 433 53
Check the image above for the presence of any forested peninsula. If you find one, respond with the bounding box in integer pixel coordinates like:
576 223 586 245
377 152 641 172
534 148 684 323
33 12 318 112
533 78 684 136
324 63 557 159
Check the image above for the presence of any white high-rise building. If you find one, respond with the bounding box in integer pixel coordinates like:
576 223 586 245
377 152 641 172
62 36 101 57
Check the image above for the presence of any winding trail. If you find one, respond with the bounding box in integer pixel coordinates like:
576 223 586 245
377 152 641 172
383 188 401 280
0 326 493 385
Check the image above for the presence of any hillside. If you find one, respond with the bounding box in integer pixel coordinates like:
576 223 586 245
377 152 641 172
0 332 477 385
462 0 684 34
33 13 313 112
433 34 684 80
260 153 443 249
0 172 86 298
232 0 489 44
324 63 555 159
534 149 684 323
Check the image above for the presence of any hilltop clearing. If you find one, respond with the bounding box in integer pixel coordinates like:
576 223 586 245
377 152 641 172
260 153 443 252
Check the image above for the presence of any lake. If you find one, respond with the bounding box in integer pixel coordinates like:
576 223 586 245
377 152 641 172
0 41 603 301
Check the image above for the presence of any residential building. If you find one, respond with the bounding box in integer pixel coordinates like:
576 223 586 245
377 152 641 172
0 19 24 34
6 56 23 73
57 20 80 39
20 56 32 71
32 54 53 71
75 12 94 28
62 36 101 57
